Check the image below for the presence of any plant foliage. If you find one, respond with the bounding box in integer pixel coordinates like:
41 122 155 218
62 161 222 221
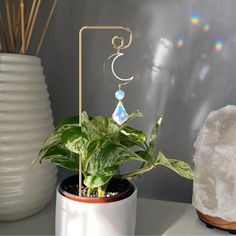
37 111 193 197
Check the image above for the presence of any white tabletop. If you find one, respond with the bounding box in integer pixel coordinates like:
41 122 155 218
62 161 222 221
0 197 229 235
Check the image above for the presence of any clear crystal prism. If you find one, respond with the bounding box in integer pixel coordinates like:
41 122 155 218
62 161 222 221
112 101 128 125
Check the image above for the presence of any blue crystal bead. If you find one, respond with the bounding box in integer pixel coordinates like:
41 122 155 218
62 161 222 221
112 101 128 125
115 90 125 100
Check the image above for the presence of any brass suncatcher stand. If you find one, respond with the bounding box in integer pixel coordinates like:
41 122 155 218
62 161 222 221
78 26 134 196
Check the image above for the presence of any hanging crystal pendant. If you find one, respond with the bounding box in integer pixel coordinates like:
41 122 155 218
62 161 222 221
112 89 128 125
112 100 128 125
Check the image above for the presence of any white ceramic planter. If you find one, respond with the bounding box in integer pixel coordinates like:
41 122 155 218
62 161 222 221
56 177 137 236
0 53 57 221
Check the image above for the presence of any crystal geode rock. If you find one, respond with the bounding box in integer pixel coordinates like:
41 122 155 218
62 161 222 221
192 105 236 221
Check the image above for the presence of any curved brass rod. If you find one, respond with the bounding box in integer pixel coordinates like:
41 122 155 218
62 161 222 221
78 26 133 196
79 26 133 50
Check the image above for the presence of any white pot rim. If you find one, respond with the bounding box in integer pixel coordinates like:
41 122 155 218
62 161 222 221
57 175 137 205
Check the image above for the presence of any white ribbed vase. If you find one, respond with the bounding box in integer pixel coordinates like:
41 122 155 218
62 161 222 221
0 54 57 221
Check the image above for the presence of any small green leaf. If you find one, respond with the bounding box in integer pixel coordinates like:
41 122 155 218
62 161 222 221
84 175 112 188
149 117 163 158
156 152 194 180
81 111 90 123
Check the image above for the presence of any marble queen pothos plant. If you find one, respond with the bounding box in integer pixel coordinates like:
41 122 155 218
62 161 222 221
37 110 193 198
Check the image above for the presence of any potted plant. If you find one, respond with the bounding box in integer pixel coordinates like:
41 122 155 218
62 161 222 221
37 110 193 236
0 0 58 220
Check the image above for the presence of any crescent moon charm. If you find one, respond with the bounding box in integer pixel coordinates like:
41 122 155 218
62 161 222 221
103 52 134 86
103 50 134 125
111 53 134 82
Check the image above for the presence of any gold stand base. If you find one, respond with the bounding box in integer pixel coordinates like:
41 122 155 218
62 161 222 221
197 210 236 234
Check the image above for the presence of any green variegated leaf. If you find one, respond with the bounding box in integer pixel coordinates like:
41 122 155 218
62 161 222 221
149 117 162 158
39 116 81 159
102 165 120 175
39 144 79 171
84 116 119 141
118 110 143 129
121 127 146 143
156 152 194 179
86 141 147 176
119 126 147 150
61 126 87 154
84 175 112 188
81 111 90 123
91 116 119 135
44 155 79 171
58 116 79 127
83 137 108 169
135 150 153 164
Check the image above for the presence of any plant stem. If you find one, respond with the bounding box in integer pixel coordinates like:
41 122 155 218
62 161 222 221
97 187 106 198
87 187 92 197
121 163 157 179
97 182 108 198
36 0 57 56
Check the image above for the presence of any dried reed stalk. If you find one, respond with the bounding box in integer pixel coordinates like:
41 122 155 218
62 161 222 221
14 3 21 44
0 0 56 55
24 0 28 26
6 0 16 52
20 0 25 54
25 0 42 52
36 0 57 56
0 39 3 53
25 0 37 41
0 10 9 52
13 1 16 30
